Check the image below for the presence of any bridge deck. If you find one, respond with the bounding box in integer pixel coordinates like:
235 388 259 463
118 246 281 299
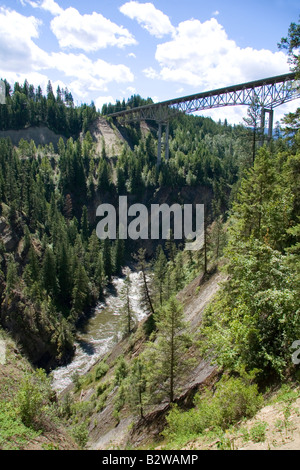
107 72 298 120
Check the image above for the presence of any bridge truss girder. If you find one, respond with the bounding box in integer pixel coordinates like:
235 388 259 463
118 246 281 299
172 79 299 115
109 73 300 164
111 73 300 123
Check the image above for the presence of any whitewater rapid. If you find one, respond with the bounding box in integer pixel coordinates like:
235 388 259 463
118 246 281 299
50 269 145 393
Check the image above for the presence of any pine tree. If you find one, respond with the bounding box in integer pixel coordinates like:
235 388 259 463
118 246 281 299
95 252 105 297
119 269 136 336
71 263 90 320
165 231 177 263
23 246 40 287
42 246 58 297
134 248 155 317
230 146 293 251
243 94 262 163
147 296 192 404
23 225 31 254
6 257 18 295
278 16 300 73
126 358 147 419
116 165 126 194
80 205 89 242
170 251 184 293
63 194 73 220
114 236 124 275
153 245 167 307
57 241 72 307
210 216 225 261
97 158 111 193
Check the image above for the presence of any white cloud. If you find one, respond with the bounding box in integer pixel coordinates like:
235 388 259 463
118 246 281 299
20 0 38 8
38 0 63 16
212 10 220 16
3 71 62 93
127 52 137 58
126 86 136 94
0 7 135 101
120 1 175 38
0 7 48 73
143 66 159 79
20 0 63 15
198 106 247 125
154 18 290 90
22 1 137 51
95 96 116 111
50 7 137 51
49 52 135 97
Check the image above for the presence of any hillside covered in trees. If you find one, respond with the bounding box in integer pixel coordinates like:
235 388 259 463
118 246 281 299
0 79 97 137
0 99 246 368
0 16 300 450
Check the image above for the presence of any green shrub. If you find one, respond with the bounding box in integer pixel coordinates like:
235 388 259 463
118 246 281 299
96 395 107 413
206 373 264 429
250 421 268 443
60 392 73 419
94 361 109 381
71 422 88 449
163 372 263 445
15 370 51 429
114 384 126 413
0 401 39 450
114 357 128 385
72 372 83 392
96 381 109 397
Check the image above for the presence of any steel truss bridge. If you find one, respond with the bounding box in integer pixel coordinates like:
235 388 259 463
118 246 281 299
108 72 300 165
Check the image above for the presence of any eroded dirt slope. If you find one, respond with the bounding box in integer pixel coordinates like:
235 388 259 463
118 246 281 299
0 126 66 149
89 117 126 157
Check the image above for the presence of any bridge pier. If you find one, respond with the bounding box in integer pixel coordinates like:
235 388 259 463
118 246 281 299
157 121 170 167
157 122 162 167
260 108 274 145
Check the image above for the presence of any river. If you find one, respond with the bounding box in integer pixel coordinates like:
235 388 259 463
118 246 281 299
50 269 145 393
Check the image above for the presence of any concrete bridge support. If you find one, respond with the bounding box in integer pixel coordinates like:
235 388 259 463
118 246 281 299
260 108 274 144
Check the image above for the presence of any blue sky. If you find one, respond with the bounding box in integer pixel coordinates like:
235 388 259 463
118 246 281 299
0 0 299 124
